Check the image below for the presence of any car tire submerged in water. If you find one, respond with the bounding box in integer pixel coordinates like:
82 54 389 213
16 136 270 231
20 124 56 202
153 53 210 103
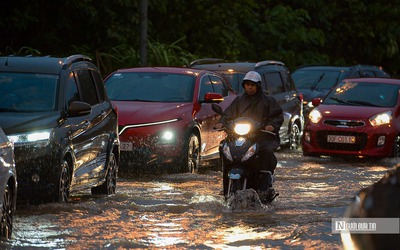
56 160 71 203
0 184 14 240
180 134 200 173
289 123 301 150
91 152 117 195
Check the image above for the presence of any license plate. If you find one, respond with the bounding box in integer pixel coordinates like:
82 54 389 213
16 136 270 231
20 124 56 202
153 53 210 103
327 135 356 144
121 142 133 151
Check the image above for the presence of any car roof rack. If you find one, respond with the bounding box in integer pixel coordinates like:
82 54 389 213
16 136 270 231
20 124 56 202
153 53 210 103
189 58 225 67
255 60 284 67
62 54 92 69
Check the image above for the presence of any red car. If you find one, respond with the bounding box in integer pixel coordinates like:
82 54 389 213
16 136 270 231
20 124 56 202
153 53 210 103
302 77 400 158
105 67 237 173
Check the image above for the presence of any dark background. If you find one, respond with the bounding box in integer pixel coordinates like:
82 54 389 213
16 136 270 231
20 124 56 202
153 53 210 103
1 0 399 77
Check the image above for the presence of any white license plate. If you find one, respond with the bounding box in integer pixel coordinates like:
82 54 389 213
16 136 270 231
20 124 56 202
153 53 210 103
327 135 356 144
121 142 133 151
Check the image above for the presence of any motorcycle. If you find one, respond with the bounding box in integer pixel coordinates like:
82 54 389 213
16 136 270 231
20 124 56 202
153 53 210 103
212 103 279 204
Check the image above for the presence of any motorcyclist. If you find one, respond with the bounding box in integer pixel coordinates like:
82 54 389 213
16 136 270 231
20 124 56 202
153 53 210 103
215 71 284 202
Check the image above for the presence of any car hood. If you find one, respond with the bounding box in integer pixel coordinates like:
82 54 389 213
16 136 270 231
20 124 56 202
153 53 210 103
113 101 193 125
0 111 60 134
317 105 392 119
298 88 331 102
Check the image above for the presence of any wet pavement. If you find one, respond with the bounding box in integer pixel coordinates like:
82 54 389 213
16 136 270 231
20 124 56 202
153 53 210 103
1 149 397 249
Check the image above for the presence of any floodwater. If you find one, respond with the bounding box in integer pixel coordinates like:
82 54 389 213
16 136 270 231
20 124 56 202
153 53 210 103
1 150 397 249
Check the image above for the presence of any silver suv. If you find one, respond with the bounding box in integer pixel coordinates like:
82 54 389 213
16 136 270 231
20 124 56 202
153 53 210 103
190 58 304 149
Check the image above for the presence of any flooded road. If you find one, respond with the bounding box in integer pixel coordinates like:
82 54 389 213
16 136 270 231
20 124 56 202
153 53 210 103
2 150 397 249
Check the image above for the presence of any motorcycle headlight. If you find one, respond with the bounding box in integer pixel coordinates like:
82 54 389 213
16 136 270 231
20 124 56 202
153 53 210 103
8 129 52 147
234 123 251 135
242 144 257 162
369 111 392 126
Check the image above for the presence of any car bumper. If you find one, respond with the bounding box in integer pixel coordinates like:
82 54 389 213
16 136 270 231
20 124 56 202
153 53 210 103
14 145 60 199
302 125 397 158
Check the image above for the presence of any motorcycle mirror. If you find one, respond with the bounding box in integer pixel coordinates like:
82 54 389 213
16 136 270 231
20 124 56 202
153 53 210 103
212 103 223 115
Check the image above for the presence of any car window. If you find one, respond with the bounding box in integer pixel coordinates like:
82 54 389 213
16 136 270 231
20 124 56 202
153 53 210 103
199 76 214 101
361 70 376 77
65 72 80 109
375 70 390 78
324 81 399 107
0 72 57 112
263 72 284 95
221 73 245 94
199 75 228 100
281 72 292 91
292 70 341 89
209 75 228 96
76 69 99 106
105 72 195 102
91 70 106 103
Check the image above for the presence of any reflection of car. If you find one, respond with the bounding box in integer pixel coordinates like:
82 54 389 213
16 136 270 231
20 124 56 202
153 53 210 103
0 55 120 203
292 65 390 118
302 77 400 158
0 127 17 240
190 58 304 149
104 67 237 173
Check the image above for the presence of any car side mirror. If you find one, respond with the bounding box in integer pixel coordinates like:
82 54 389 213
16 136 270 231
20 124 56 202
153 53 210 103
312 98 322 107
68 101 92 117
201 92 224 103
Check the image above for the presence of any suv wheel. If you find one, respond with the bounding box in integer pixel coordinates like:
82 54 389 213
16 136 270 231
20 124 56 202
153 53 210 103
0 184 13 239
56 160 71 203
91 152 117 195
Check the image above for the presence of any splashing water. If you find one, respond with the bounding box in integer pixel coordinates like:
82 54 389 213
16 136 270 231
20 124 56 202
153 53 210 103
227 189 271 211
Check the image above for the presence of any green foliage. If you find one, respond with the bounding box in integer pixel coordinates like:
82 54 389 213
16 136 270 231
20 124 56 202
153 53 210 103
1 0 399 76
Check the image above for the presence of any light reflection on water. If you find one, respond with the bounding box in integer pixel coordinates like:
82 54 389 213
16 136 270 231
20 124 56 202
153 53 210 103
2 150 395 249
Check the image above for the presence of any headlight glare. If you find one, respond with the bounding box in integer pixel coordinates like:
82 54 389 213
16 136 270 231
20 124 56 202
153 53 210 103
234 123 251 135
8 129 52 147
309 108 322 124
162 131 174 141
369 111 392 126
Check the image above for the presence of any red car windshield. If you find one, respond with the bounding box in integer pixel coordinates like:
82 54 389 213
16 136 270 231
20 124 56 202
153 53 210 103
105 72 195 102
323 81 399 108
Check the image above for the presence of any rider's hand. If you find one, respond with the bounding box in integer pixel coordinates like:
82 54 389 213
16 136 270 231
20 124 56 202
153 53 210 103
264 125 274 132
215 123 224 129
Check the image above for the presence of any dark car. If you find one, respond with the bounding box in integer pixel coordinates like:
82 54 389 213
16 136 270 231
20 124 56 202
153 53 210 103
302 77 400 158
104 67 237 173
0 127 17 239
190 59 304 149
0 55 120 203
292 64 391 119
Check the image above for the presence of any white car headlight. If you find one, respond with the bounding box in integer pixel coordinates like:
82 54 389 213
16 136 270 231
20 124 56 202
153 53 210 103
234 123 251 135
162 131 174 141
369 111 392 126
8 129 52 147
309 108 322 124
